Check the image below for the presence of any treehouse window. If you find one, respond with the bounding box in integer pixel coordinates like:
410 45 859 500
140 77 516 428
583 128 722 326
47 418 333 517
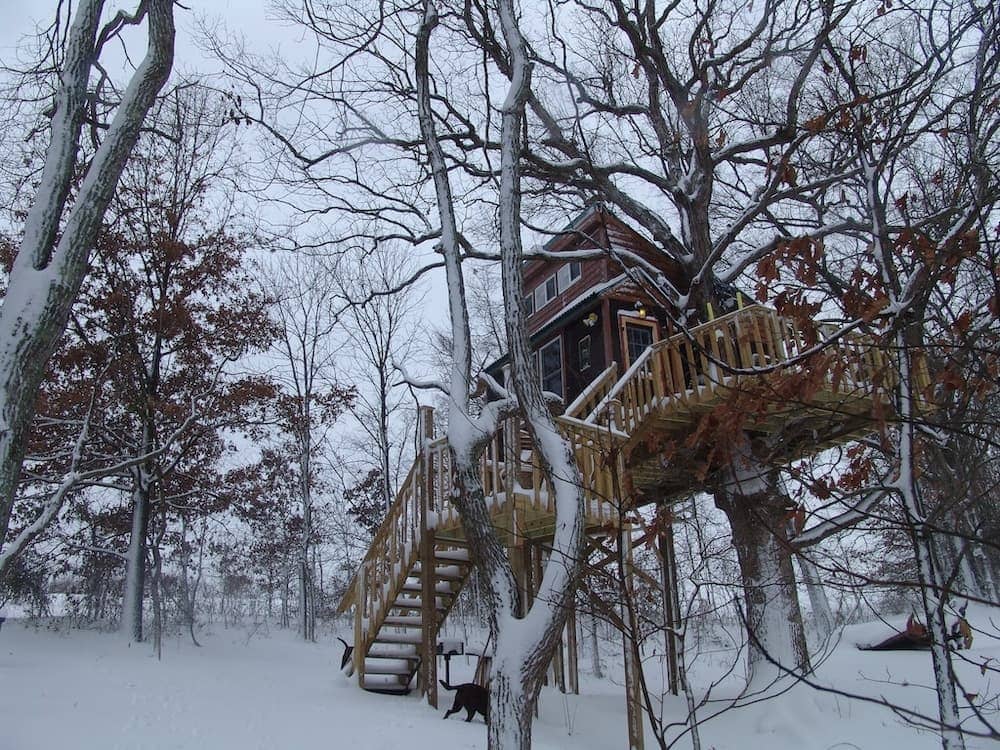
534 275 558 311
623 321 655 367
537 337 563 398
557 261 582 293
578 336 591 371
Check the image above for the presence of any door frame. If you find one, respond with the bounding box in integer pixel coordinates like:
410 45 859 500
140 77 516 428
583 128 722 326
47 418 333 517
618 313 660 368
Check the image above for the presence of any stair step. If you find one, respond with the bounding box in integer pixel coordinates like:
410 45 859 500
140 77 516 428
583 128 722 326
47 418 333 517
375 631 423 645
361 674 410 692
362 658 414 675
368 643 418 659
401 580 455 594
412 563 465 580
393 596 445 609
435 549 471 562
384 616 423 628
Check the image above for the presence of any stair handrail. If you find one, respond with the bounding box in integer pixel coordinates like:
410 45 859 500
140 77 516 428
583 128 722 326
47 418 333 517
336 455 421 615
565 362 618 419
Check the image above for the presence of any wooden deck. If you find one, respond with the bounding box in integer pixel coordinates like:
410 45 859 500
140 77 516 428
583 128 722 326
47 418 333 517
588 305 917 500
336 304 917 696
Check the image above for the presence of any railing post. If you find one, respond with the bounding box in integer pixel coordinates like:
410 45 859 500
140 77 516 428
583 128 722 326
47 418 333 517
354 561 366 687
650 346 666 401
418 405 438 708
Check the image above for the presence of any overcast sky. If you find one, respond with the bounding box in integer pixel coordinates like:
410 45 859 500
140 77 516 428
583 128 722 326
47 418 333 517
0 2 456 342
0 2 299 73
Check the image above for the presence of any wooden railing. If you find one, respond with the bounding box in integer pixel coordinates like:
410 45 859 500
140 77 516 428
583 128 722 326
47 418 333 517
565 363 618 420
595 305 896 433
345 460 422 655
340 304 911 669
338 416 623 634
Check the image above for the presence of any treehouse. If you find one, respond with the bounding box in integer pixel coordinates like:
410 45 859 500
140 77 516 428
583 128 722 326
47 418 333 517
336 205 906 747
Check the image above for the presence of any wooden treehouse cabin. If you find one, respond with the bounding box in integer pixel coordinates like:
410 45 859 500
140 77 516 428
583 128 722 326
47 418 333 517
336 205 907 745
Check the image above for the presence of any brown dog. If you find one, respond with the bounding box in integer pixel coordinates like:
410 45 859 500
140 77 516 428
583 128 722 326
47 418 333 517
440 680 489 723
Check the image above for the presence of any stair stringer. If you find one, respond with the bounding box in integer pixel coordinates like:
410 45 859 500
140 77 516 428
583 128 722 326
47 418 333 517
357 541 473 694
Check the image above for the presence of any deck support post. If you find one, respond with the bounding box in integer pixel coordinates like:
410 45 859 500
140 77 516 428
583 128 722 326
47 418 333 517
659 519 681 696
418 405 438 708
567 600 579 695
622 525 645 750
549 550 566 694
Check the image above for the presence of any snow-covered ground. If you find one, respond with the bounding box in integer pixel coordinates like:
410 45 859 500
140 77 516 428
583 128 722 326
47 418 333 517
1 612 997 749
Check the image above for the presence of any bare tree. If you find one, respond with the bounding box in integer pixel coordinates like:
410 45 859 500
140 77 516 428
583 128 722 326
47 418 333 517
266 253 354 641
338 244 424 512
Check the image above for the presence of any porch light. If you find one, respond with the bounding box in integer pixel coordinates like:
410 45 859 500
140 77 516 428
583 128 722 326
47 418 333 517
634 300 648 319
583 312 599 327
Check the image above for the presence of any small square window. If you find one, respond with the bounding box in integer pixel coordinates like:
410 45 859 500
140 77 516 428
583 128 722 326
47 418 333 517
578 336 591 371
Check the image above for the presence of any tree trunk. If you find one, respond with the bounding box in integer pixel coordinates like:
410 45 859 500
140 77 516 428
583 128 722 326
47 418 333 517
0 1 175 571
896 337 966 750
121 477 152 642
487 657 535 750
796 551 835 642
714 456 809 687
590 612 603 678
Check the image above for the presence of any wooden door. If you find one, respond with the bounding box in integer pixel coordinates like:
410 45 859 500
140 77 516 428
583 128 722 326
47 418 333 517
619 316 660 368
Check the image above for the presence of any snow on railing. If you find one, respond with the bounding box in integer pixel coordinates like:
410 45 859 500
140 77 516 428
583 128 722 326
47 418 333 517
565 362 618 419
594 305 899 434
338 414 623 634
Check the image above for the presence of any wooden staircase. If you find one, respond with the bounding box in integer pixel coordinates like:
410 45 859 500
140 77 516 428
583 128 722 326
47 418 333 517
337 304 912 694
353 546 473 693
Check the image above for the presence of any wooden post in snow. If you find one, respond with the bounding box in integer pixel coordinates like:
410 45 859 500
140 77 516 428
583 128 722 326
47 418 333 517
354 561 366 687
659 520 681 695
567 601 580 695
622 525 645 750
418 405 438 708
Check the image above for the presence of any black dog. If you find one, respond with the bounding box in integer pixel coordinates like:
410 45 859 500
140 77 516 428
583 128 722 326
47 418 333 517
440 680 489 723
337 637 355 674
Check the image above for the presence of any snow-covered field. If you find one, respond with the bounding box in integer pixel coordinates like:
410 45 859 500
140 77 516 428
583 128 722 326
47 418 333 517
1 612 997 749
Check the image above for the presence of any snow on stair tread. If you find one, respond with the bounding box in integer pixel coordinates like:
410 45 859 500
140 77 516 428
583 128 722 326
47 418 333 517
361 658 413 674
361 674 409 691
368 644 417 658
392 596 444 609
401 580 454 594
383 616 422 627
411 563 464 578
434 549 470 562
375 631 423 644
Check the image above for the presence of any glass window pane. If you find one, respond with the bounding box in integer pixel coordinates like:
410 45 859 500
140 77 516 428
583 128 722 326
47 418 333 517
579 335 591 370
625 324 654 364
539 338 563 397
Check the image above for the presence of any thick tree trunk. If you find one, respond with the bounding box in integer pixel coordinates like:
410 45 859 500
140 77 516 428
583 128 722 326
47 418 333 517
0 1 175 570
488 666 534 750
714 457 809 687
121 477 151 642
796 552 835 642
